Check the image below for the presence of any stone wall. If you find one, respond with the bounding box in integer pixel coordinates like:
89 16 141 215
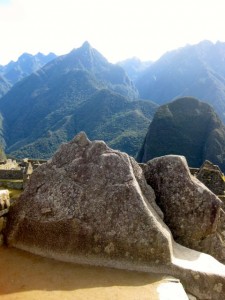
0 180 23 190
0 170 24 180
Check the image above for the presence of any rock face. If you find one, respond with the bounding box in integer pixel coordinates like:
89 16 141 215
4 133 225 300
137 97 225 172
5 132 172 266
197 160 225 195
141 155 225 263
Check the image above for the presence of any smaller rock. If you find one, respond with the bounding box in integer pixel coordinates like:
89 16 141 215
141 155 225 262
0 190 10 210
197 160 225 195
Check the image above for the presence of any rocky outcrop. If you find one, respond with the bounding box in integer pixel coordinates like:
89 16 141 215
197 160 225 196
137 97 225 172
141 155 225 263
5 132 172 266
4 133 225 299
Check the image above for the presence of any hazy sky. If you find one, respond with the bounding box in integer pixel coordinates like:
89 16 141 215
1 0 225 65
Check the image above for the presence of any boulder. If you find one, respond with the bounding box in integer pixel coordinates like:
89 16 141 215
141 155 225 263
137 97 225 172
0 189 10 216
5 132 172 265
197 160 225 196
4 134 225 299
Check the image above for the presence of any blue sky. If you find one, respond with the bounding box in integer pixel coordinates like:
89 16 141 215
1 0 225 64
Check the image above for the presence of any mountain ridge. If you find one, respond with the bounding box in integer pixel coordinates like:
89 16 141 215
136 40 225 122
0 42 155 159
0 51 57 98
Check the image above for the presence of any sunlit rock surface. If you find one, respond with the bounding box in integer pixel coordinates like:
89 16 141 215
141 155 225 263
5 132 172 266
197 160 225 196
4 133 225 299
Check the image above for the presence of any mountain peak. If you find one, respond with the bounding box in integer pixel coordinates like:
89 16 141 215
65 41 109 72
18 53 33 61
81 41 92 49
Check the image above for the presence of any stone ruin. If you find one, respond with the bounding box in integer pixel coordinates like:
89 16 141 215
2 132 225 299
0 158 47 191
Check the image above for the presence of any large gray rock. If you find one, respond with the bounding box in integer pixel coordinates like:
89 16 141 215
5 132 172 265
4 134 225 300
141 155 225 263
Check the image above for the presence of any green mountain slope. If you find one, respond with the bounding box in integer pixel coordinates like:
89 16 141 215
9 90 157 159
137 97 225 171
0 42 154 159
1 69 101 148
